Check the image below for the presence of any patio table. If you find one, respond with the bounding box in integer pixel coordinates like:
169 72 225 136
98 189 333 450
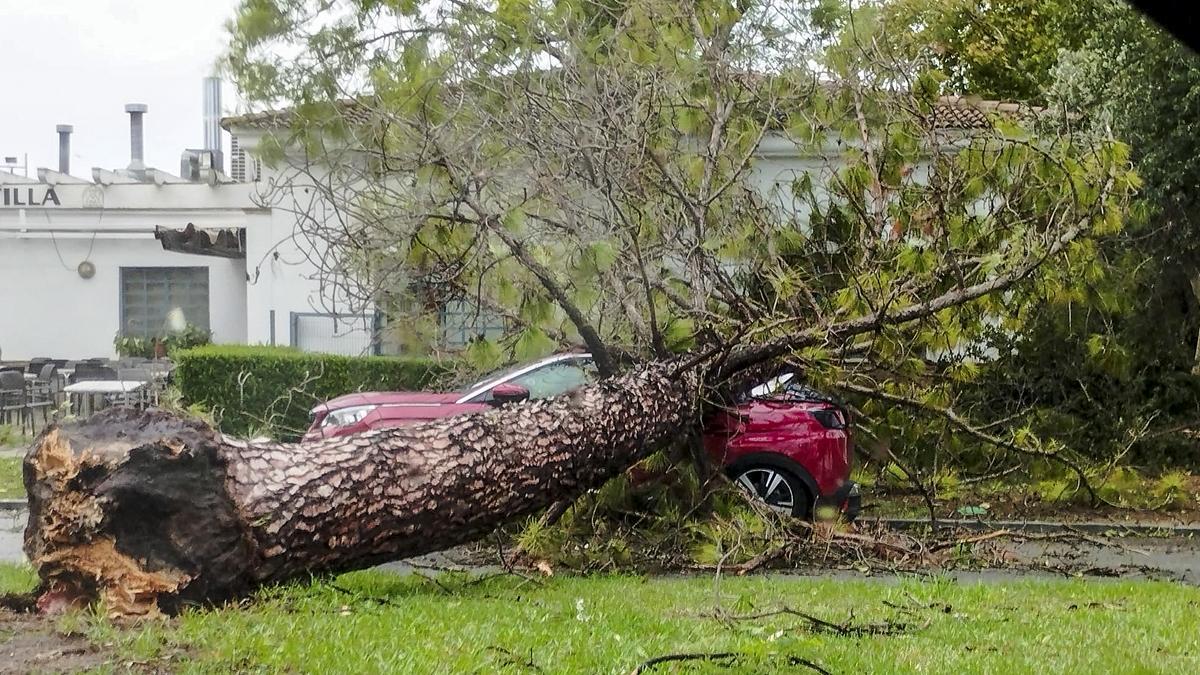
63 380 148 416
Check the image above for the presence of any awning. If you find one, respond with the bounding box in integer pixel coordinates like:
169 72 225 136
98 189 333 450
155 223 245 259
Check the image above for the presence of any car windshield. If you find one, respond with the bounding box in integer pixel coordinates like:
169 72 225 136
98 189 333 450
745 372 833 404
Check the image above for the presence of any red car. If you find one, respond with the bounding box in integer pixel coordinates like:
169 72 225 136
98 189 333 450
304 353 859 519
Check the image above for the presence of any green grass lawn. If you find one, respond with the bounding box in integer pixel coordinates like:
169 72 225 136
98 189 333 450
0 457 23 500
3 563 1198 673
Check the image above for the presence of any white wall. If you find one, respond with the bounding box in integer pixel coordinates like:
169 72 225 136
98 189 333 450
0 233 246 360
234 131 376 353
0 180 256 361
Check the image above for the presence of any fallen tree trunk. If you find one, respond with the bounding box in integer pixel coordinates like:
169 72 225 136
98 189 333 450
23 364 695 616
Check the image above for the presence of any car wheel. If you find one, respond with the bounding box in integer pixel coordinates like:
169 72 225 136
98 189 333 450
732 465 813 518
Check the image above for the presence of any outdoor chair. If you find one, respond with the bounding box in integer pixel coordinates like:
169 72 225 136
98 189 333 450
115 368 154 408
0 370 29 434
70 364 117 383
27 364 58 428
26 358 50 375
146 360 174 386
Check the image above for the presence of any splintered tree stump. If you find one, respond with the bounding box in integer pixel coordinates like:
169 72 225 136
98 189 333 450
23 365 694 616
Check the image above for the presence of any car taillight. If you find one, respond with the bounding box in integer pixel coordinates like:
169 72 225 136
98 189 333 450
810 409 845 429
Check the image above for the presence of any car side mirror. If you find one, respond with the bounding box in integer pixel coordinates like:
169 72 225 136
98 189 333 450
491 382 530 405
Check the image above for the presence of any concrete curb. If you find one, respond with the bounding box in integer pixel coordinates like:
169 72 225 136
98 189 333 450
865 517 1200 537
0 500 26 512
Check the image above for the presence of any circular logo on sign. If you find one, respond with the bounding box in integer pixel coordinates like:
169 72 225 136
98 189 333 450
82 185 104 209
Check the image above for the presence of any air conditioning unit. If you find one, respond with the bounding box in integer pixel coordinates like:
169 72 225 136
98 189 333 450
179 149 224 182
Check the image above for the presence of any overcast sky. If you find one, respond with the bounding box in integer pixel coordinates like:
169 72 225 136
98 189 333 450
1 0 244 178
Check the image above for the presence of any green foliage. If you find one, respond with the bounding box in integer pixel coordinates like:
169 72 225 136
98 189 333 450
1030 464 1196 509
114 325 212 358
1153 470 1192 508
881 0 1101 103
510 452 805 572
224 0 1146 498
968 304 1200 467
854 0 1200 476
1095 466 1143 506
174 345 454 439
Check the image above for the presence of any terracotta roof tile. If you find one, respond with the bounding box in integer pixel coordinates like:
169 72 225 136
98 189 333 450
929 96 1042 129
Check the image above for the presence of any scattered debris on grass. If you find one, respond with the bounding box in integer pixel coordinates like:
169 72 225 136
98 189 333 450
707 605 920 637
631 651 831 675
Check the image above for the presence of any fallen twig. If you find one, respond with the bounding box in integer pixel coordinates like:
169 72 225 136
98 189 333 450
631 652 738 674
961 463 1023 484
708 605 916 637
487 645 544 673
930 529 1014 552
327 583 407 609
1061 525 1150 557
631 651 831 675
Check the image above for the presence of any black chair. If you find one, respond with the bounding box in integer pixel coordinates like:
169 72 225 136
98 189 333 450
27 364 58 427
26 358 50 375
0 370 29 434
70 364 118 383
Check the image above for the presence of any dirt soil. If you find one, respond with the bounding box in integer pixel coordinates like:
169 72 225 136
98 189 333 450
0 607 111 674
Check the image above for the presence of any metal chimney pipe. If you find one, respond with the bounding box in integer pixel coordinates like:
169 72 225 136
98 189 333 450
203 78 221 150
125 103 148 171
202 77 224 173
55 124 73 175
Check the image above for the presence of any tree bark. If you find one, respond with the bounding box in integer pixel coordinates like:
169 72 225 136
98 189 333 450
23 364 695 616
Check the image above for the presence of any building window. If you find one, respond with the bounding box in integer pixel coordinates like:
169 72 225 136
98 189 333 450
440 299 506 349
119 267 210 337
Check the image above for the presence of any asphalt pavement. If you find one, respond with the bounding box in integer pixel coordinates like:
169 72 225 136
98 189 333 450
3 509 1199 583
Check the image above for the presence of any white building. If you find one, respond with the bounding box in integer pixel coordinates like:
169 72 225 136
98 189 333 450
0 87 377 361
0 90 1002 362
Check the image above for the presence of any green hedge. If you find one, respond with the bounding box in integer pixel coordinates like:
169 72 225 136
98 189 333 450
174 345 455 440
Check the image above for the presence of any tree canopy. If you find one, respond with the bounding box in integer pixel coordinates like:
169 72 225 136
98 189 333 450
879 0 1200 470
224 0 1136 495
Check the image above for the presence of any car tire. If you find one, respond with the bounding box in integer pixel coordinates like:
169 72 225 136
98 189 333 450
731 465 814 519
